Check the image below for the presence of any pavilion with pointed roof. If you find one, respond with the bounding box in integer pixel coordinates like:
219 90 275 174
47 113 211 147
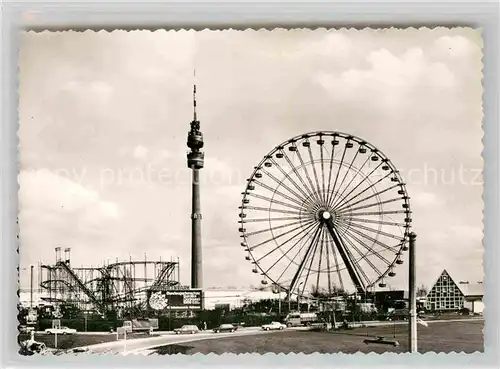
424 269 484 313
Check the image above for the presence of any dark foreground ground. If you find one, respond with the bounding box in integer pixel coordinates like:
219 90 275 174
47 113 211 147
18 332 154 350
151 320 484 355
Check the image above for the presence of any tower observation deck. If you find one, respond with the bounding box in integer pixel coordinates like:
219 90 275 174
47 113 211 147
187 81 204 289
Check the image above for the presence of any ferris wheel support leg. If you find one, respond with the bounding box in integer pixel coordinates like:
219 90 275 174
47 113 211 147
323 216 365 294
408 232 417 353
288 226 323 301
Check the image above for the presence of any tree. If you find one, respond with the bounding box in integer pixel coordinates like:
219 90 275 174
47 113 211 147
416 285 428 297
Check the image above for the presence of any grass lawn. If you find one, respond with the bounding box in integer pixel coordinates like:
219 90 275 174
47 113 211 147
150 320 484 355
18 332 155 350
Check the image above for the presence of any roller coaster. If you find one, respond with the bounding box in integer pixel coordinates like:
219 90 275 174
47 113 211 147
37 248 181 317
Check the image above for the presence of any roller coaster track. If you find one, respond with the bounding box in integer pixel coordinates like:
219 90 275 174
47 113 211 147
151 263 177 289
54 261 105 314
38 260 181 314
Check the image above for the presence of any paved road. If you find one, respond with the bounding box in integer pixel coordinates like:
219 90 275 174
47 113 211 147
78 326 291 355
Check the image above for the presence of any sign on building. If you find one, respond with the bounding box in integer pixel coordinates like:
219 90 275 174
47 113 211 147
148 289 203 311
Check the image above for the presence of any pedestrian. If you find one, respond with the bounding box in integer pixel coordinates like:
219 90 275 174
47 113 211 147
203 321 207 331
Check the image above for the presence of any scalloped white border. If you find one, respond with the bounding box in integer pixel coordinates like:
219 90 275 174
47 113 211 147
3 2 498 367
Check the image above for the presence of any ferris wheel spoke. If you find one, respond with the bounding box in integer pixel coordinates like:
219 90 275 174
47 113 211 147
340 220 402 240
242 216 303 223
328 147 360 208
305 143 323 205
247 220 316 251
335 231 368 292
315 228 324 294
281 147 322 206
269 155 316 209
256 169 311 209
246 190 305 212
325 139 338 208
262 224 318 279
335 223 392 265
257 220 318 265
344 233 382 292
287 224 323 294
294 143 323 204
330 156 370 209
274 223 321 286
338 197 403 214
344 217 406 227
242 206 302 216
336 230 383 286
335 183 400 214
331 163 386 210
336 235 395 290
348 210 408 217
244 218 308 237
326 144 348 208
325 218 365 293
300 226 322 298
337 222 402 254
319 138 327 204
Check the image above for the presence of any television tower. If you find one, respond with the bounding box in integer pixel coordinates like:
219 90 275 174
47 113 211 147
186 73 204 289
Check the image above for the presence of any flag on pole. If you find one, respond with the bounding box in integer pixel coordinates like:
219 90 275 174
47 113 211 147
417 318 428 327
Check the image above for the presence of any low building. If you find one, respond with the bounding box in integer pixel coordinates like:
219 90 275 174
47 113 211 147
424 270 483 313
460 282 484 314
203 288 284 310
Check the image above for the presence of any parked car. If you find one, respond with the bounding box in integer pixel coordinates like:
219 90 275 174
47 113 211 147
213 324 237 333
261 321 286 331
44 326 77 335
122 318 159 333
285 312 318 327
174 325 199 334
387 309 409 321
19 325 35 334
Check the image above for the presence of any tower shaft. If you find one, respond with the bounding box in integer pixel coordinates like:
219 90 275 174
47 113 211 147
191 169 203 288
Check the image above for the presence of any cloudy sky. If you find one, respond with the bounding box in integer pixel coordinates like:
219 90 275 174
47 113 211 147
18 28 483 291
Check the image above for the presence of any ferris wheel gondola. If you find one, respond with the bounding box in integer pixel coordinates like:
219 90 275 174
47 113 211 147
238 131 411 299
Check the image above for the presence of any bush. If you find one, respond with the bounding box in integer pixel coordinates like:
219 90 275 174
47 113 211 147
460 307 471 315
37 317 123 332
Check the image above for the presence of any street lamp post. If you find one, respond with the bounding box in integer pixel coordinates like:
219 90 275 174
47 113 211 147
408 232 418 353
297 282 304 312
30 265 34 309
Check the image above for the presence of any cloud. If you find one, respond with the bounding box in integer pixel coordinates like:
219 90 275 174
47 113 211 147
62 80 113 102
301 32 353 60
133 145 149 159
159 150 171 159
316 46 456 106
434 35 478 58
19 169 117 216
18 169 120 267
412 190 444 208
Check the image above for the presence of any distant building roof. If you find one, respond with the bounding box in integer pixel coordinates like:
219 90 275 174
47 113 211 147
457 282 484 298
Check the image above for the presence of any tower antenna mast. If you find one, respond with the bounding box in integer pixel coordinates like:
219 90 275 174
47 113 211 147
193 70 197 121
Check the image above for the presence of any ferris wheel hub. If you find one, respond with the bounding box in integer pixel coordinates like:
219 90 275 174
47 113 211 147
321 211 331 220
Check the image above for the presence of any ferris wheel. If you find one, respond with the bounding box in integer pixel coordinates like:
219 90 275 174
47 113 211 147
238 131 412 298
